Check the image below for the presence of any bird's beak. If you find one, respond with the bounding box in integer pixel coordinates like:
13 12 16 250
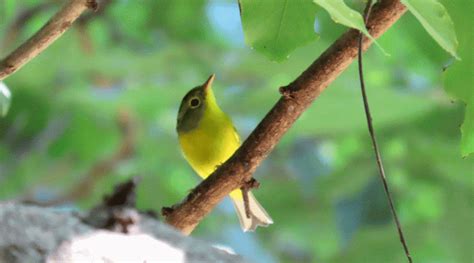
203 74 215 93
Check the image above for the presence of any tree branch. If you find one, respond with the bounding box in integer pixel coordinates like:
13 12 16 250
0 0 98 81
1 2 55 52
76 0 114 54
163 0 407 235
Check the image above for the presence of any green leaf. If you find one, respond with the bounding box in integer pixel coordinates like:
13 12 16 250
401 0 459 59
313 0 385 52
313 0 365 31
443 0 473 156
239 0 319 61
0 82 11 117
460 104 474 156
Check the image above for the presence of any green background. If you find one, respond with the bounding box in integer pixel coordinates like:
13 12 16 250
0 1 472 262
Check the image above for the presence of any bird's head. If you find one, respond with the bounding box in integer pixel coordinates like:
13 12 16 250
177 74 217 133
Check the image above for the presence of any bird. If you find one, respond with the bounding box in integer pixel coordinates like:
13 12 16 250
176 74 273 231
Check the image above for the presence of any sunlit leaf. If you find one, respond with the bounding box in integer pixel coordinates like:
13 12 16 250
0 82 11 117
313 0 385 53
240 0 318 61
401 0 459 59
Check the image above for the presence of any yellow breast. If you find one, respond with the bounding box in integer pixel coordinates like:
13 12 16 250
178 107 240 179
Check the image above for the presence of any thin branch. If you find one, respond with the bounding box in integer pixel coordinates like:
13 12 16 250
77 0 113 24
163 0 408 235
0 0 98 81
76 23 95 54
1 2 55 52
357 1 413 262
76 0 114 54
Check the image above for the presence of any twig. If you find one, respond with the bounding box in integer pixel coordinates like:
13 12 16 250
1 2 55 52
77 0 113 24
357 1 412 262
0 0 98 81
76 0 114 54
76 23 95 54
163 0 407 235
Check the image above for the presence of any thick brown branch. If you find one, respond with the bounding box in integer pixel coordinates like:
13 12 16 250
0 0 97 81
163 0 407 235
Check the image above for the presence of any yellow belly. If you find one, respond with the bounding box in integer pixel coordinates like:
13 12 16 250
178 110 241 199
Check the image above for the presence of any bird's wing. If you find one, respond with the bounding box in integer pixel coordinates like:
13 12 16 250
233 125 241 145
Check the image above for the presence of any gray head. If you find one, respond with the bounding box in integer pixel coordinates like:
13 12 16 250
176 74 215 133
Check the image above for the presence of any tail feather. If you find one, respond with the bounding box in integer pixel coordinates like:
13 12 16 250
231 192 273 232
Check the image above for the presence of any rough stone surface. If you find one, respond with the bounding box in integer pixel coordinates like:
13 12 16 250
0 202 244 263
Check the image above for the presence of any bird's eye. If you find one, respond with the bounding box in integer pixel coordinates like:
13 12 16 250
189 97 201 108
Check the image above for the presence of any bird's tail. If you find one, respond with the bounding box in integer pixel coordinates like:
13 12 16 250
231 191 273 232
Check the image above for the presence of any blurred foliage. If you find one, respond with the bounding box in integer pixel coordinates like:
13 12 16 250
0 0 472 262
442 0 474 157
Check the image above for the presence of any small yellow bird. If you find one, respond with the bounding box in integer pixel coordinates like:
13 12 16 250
177 74 273 231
